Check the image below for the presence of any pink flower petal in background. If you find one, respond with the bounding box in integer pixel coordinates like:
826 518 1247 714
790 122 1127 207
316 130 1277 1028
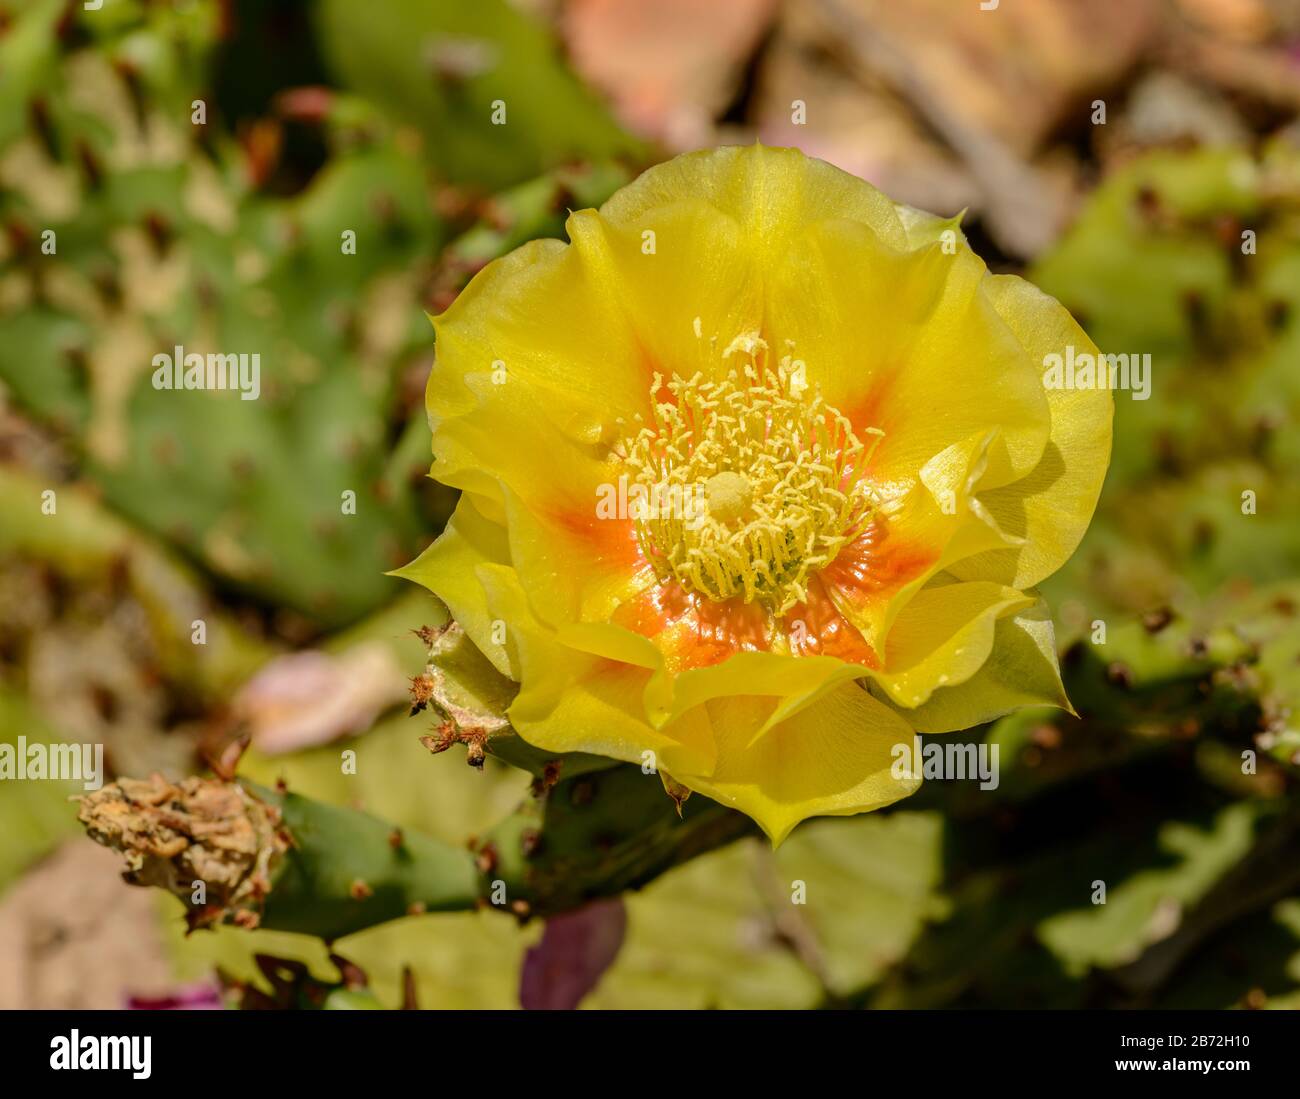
520 898 628 1010
233 643 407 755
563 0 778 149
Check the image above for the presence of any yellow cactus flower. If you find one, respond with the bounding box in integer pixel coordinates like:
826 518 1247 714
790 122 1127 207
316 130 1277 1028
398 145 1112 843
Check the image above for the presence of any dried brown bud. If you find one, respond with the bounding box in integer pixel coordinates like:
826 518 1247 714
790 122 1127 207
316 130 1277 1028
78 774 287 931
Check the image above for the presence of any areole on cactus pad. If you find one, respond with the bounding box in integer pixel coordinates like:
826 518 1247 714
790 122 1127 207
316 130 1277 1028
396 144 1114 843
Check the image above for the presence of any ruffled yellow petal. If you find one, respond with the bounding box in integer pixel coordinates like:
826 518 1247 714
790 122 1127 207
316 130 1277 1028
869 580 1035 709
428 367 615 519
566 202 763 387
508 648 684 767
951 276 1114 588
892 206 965 250
670 683 920 845
823 430 1020 652
391 493 516 676
477 558 716 776
502 483 653 627
766 218 1050 493
598 143 909 257
545 583 879 745
880 602 1072 733
644 650 865 734
430 237 646 431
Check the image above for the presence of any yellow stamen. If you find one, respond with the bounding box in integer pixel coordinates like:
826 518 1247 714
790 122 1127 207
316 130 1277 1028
618 334 882 617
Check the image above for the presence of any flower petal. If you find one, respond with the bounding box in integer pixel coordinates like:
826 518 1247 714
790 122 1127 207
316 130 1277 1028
645 650 865 733
478 560 716 776
431 237 646 430
878 601 1072 733
869 580 1036 709
671 682 921 845
566 200 763 385
598 143 909 256
951 276 1114 588
823 431 1020 651
503 483 653 627
391 493 516 676
428 368 616 519
766 218 1051 493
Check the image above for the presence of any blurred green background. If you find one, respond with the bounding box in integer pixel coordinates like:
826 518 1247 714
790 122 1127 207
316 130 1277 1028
2 0 1300 1009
